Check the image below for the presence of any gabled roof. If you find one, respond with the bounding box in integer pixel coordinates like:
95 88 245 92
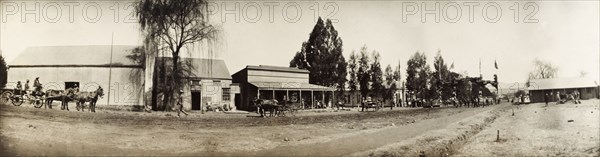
246 65 309 73
10 45 139 66
156 57 231 80
528 77 599 90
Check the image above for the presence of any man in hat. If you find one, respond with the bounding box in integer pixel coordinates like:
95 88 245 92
24 80 30 95
176 89 188 117
33 77 42 95
15 81 22 96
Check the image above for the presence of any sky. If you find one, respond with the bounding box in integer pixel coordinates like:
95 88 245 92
1 0 599 84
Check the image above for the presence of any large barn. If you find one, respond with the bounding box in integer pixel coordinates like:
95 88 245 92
7 45 144 109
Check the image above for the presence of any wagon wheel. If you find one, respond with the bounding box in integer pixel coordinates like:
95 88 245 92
11 95 24 106
33 96 43 108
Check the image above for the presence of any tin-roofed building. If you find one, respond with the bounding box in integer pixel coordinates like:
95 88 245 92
528 77 600 102
152 57 238 111
232 65 335 111
7 45 144 108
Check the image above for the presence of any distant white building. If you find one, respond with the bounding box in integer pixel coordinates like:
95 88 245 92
528 77 599 102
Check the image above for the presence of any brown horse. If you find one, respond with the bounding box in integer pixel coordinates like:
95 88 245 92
74 87 104 112
253 98 280 117
45 89 76 110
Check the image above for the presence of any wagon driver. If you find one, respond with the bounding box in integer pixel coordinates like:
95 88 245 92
33 77 42 96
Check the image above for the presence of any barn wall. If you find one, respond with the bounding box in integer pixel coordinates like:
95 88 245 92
7 67 144 106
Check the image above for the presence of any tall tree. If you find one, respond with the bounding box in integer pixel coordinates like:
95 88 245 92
432 51 452 101
135 0 219 110
347 51 358 95
384 64 395 101
370 51 384 99
393 60 402 83
0 53 7 90
334 51 348 99
290 17 346 90
357 46 371 98
406 52 430 101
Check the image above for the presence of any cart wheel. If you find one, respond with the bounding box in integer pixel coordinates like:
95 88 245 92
12 96 24 106
1 91 12 105
33 97 43 108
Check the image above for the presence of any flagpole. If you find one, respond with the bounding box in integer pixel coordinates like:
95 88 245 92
479 58 482 78
108 32 114 106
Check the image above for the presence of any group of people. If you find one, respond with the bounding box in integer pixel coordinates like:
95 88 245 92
543 90 581 106
14 77 43 97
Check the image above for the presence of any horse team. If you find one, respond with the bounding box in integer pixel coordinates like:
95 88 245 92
44 87 104 112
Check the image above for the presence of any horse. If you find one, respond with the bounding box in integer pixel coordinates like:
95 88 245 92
45 89 75 110
74 87 104 112
253 98 280 117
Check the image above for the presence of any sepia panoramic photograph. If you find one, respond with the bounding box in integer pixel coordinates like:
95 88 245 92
0 0 599 156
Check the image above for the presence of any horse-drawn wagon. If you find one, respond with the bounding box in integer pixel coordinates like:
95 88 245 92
1 83 104 112
1 88 44 108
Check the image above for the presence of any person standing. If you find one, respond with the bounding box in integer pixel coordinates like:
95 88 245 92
361 97 366 112
176 90 188 117
24 80 30 95
556 91 561 104
574 90 581 104
544 93 549 107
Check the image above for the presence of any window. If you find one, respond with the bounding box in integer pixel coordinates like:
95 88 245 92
191 80 200 85
222 88 231 101
64 82 80 90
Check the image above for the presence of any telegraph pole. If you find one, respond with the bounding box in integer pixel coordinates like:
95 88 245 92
107 32 114 106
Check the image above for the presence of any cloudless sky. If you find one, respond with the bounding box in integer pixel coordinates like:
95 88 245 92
1 1 598 84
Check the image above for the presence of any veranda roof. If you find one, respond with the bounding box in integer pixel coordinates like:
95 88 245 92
249 82 336 91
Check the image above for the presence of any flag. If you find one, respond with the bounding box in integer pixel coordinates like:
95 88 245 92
494 60 498 69
479 58 482 77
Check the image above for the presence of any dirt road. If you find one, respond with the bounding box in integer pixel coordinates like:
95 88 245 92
1 101 510 156
454 100 600 156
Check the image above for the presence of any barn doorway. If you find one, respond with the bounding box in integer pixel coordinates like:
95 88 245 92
234 93 241 109
64 82 79 90
191 91 201 110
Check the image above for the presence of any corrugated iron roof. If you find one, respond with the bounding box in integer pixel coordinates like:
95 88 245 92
528 77 599 90
249 82 335 91
247 65 309 73
10 45 138 66
156 57 231 80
